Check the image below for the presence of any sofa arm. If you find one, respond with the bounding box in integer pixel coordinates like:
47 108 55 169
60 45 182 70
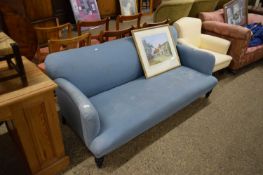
200 34 230 54
55 78 100 146
202 21 251 40
176 44 215 75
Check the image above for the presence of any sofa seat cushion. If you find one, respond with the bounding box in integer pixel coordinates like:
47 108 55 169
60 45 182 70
88 66 217 157
199 49 232 72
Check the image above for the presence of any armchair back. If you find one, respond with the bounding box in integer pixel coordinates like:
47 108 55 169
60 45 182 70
199 9 224 22
174 17 202 47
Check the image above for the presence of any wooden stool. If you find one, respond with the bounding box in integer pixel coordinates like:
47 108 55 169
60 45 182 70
0 32 27 86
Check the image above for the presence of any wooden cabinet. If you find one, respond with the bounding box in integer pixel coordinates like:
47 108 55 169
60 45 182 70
0 58 69 175
97 0 120 18
22 0 53 21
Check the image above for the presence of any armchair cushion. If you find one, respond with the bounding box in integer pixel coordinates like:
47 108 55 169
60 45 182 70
198 49 232 72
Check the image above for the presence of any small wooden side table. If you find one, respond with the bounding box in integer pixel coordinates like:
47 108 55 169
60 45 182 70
0 57 69 175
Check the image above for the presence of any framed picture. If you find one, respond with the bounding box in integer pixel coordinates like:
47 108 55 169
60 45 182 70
69 0 101 23
132 25 181 78
119 0 138 16
140 0 153 15
224 0 248 26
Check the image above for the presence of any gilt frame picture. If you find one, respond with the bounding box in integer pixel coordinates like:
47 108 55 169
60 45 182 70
119 0 138 16
69 0 101 23
132 25 181 78
224 0 248 26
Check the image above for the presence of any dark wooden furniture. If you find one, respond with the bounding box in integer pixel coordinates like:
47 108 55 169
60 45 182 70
77 17 110 44
116 13 142 30
0 32 27 86
0 57 70 175
48 33 91 53
38 33 91 71
99 27 134 43
97 0 120 18
34 23 72 63
0 2 38 60
142 19 170 28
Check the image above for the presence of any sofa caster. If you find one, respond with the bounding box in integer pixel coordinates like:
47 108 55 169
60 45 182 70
205 90 213 98
95 157 104 168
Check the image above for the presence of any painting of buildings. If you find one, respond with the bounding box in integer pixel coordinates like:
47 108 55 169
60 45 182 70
142 33 172 66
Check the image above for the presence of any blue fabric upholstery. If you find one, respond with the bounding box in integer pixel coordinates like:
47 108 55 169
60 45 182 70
45 37 143 97
89 67 217 157
55 78 100 146
45 26 218 159
177 44 215 75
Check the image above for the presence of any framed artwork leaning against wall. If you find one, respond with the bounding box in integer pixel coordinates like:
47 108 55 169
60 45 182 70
132 25 181 78
119 0 138 15
224 0 248 26
69 0 101 22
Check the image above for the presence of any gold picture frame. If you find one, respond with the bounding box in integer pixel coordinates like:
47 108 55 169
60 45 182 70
132 25 181 78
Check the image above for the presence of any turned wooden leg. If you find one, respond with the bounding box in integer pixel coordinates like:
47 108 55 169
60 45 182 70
205 90 213 98
95 157 104 168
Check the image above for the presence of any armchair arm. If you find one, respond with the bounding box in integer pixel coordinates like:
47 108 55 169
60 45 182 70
176 44 215 75
55 78 100 147
177 38 199 49
202 21 252 68
202 21 251 40
200 34 230 54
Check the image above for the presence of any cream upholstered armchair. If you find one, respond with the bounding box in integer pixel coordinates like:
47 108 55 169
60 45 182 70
153 0 194 23
174 17 232 72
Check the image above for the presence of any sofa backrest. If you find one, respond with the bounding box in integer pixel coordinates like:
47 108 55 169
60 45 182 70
45 37 144 97
174 17 201 47
46 27 178 97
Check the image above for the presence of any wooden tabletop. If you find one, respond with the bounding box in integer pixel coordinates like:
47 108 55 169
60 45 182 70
0 32 15 56
0 57 57 107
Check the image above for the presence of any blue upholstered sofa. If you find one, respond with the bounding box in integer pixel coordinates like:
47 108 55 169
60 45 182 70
45 27 217 168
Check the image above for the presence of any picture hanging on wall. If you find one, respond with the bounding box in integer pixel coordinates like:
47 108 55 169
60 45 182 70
224 0 248 26
69 0 101 23
119 0 138 16
132 25 181 78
